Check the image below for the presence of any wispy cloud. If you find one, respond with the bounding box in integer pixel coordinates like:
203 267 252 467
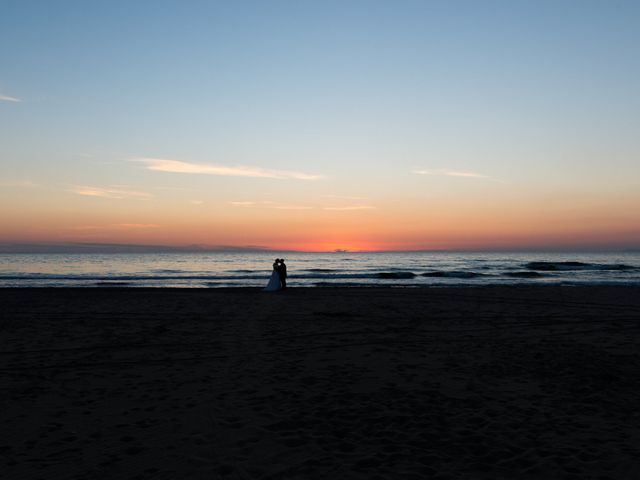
70 185 152 199
70 224 160 231
0 94 20 102
133 158 323 180
323 205 376 211
413 168 508 183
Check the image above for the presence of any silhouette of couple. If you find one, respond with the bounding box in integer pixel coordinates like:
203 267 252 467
264 258 287 292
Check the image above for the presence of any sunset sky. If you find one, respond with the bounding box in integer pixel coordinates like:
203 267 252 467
1 1 639 251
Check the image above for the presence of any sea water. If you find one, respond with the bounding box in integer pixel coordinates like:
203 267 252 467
0 252 639 287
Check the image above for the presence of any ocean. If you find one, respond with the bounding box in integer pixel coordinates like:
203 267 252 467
0 252 639 288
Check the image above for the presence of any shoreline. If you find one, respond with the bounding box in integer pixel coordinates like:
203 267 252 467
2 282 640 289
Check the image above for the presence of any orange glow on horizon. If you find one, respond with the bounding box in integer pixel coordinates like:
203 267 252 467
1 181 639 251
278 241 381 253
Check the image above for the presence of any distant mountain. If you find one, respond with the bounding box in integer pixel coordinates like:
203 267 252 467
0 243 274 254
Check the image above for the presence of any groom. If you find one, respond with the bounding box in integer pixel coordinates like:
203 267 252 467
277 259 287 290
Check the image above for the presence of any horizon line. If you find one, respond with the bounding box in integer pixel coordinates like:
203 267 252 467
0 241 638 254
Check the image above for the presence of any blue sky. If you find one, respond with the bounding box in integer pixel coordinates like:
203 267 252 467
1 1 639 249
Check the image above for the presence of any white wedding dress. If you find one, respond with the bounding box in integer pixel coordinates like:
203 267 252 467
263 268 281 291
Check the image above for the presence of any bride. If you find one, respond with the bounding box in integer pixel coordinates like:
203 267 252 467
264 258 282 291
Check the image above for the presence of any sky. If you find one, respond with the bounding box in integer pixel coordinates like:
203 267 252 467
1 0 639 251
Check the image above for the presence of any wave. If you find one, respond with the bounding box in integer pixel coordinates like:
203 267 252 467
0 271 468 281
525 261 636 272
504 271 546 278
2 260 638 287
295 273 375 279
313 281 370 287
377 272 416 279
0 272 384 281
421 271 485 279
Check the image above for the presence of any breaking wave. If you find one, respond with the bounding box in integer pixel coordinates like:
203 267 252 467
421 271 485 278
525 261 636 271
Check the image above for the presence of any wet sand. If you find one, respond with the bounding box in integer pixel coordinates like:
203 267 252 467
1 286 639 479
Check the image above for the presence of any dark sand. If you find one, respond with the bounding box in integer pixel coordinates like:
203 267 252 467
1 286 639 479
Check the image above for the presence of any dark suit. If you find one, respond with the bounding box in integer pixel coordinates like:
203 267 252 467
279 263 287 289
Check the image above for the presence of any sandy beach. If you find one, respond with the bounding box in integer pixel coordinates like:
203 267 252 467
1 286 639 479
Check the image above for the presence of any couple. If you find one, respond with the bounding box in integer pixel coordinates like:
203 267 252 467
264 258 287 292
